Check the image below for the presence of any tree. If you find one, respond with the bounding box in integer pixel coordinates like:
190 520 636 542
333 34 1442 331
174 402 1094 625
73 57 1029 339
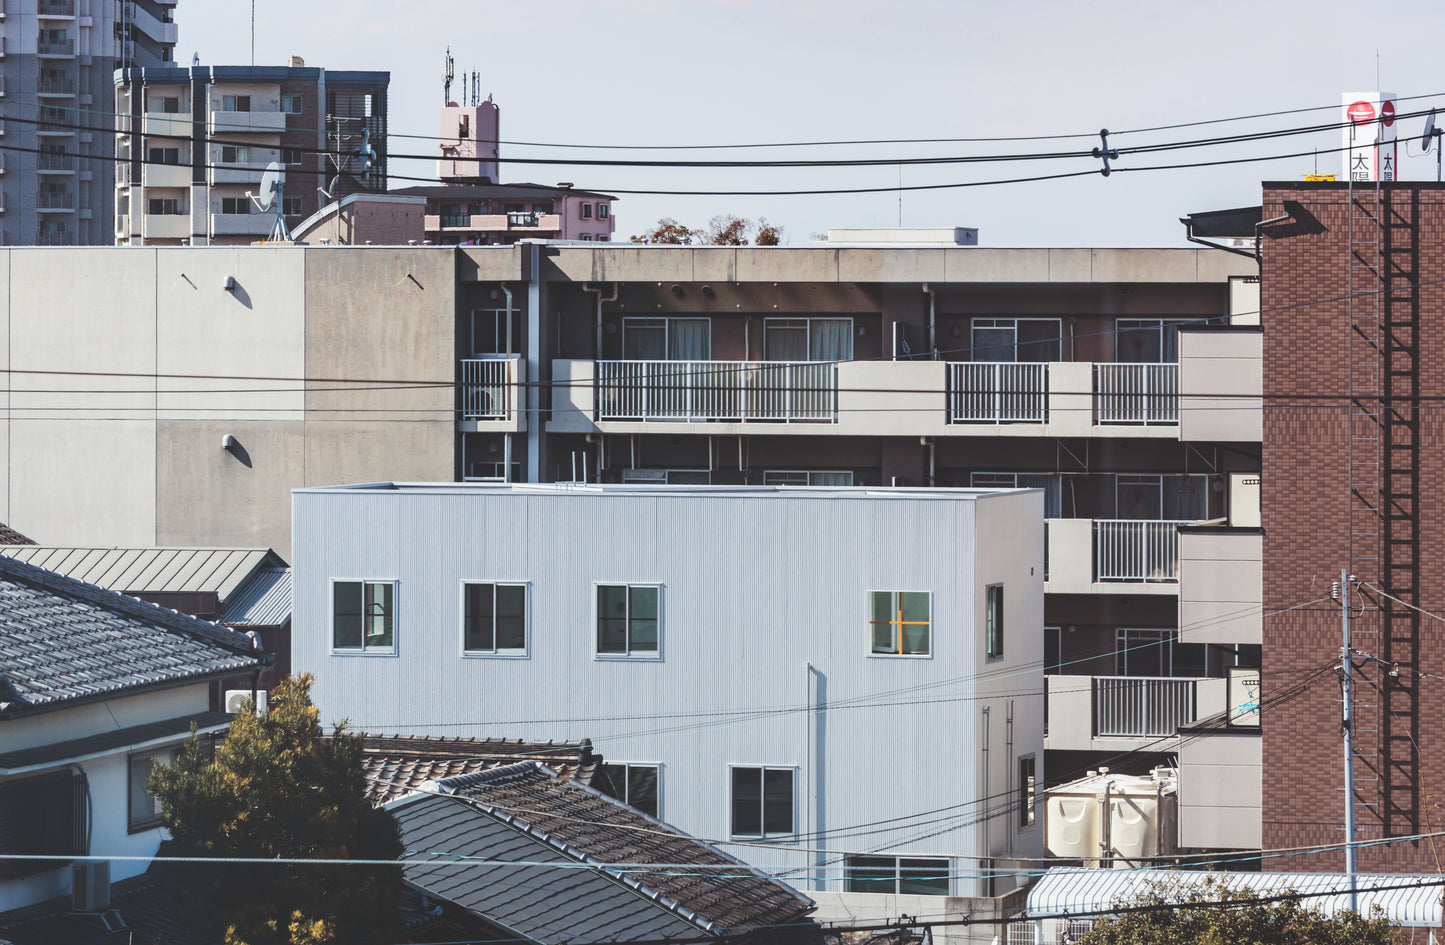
1077 878 1395 945
150 676 403 945
631 214 785 245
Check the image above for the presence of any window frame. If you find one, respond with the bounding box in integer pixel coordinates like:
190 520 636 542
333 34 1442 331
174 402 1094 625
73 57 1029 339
330 578 399 656
581 202 593 219
220 145 253 164
1018 754 1037 829
867 589 933 658
127 746 180 833
593 582 663 660
727 764 796 840
762 470 854 487
281 94 304 114
281 196 303 217
970 317 1063 363
621 316 712 362
597 762 663 819
598 203 609 219
985 583 1004 658
762 316 854 363
844 854 952 896
220 94 252 112
281 147 304 165
460 580 530 658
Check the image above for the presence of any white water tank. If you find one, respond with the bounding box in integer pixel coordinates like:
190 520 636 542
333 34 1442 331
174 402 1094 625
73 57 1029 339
1045 767 1178 867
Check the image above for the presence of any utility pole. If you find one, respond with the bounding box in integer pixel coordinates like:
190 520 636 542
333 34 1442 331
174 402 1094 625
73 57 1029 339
1340 567 1359 912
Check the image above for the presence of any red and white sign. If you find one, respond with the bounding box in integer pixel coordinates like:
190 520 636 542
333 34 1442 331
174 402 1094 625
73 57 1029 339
1382 101 1396 126
1342 93 1399 182
1347 101 1376 125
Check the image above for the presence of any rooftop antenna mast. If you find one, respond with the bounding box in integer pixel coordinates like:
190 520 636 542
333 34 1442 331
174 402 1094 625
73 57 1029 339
246 161 292 241
444 47 454 104
473 72 481 107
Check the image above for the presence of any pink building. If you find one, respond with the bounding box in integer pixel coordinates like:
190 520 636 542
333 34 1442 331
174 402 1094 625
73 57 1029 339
391 183 616 245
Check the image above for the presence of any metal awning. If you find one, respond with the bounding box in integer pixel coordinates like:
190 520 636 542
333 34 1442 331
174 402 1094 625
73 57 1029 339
1027 868 1444 928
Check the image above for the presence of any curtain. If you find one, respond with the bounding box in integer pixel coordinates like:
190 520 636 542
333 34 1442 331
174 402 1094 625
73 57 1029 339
765 322 808 361
668 319 711 360
1017 319 1063 361
809 319 853 362
624 320 666 360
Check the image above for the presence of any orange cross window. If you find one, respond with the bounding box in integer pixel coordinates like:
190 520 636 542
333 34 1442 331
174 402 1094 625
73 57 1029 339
870 591 930 656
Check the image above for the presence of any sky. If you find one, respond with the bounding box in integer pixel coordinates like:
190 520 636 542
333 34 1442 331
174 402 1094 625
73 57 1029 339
179 0 1445 247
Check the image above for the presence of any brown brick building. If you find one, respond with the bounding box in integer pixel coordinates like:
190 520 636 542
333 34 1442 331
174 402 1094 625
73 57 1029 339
1260 180 1445 870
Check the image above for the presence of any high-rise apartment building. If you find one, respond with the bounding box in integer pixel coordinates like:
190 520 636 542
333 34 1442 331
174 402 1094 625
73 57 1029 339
0 0 176 246
113 61 388 245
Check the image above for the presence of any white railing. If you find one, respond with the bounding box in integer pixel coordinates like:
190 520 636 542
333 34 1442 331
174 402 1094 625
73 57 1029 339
596 360 837 422
1093 676 1198 736
460 358 514 420
1093 519 1188 582
1094 362 1178 424
948 361 1048 423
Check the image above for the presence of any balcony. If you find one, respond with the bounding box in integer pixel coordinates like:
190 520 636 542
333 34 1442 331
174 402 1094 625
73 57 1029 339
1045 674 1226 751
210 163 269 186
37 0 76 15
35 122 74 137
144 162 190 188
427 212 562 234
1043 518 1189 596
1178 527 1262 646
1093 363 1178 425
143 114 191 139
1178 327 1261 442
36 191 75 211
209 212 271 236
37 38 75 56
458 357 526 432
144 213 189 240
948 361 1048 423
596 360 837 422
36 153 74 173
36 77 76 96
209 110 287 135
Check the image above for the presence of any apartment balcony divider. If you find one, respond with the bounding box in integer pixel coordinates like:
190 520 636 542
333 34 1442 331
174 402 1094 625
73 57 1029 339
1092 676 1198 737
948 361 1048 423
1093 519 1188 583
596 360 838 422
461 358 515 420
1094 362 1178 425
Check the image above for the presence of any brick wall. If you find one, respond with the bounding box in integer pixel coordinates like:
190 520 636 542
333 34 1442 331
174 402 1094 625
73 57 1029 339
1262 182 1445 871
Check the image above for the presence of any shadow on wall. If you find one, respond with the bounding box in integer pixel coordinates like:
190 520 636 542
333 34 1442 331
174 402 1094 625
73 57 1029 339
223 435 253 468
1262 201 1327 240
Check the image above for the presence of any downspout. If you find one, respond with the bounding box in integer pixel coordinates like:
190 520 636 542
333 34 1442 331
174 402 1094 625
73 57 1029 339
585 282 619 359
923 283 936 359
921 437 935 487
500 285 514 357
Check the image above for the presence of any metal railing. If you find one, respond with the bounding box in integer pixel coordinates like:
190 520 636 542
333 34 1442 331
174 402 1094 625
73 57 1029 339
1094 362 1178 424
37 0 77 14
948 361 1048 423
508 211 540 227
36 191 74 209
37 39 76 56
1093 519 1188 582
439 214 470 228
460 358 514 420
1093 676 1197 737
38 78 76 94
597 360 838 422
36 153 74 171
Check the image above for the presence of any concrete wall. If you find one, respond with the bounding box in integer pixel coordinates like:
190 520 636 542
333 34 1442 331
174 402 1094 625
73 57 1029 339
1177 529 1262 646
292 484 1045 892
1178 731 1262 849
1178 328 1262 442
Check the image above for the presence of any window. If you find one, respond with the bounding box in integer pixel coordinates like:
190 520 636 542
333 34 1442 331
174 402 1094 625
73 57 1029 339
730 766 793 838
282 196 302 217
581 234 593 241
220 145 252 164
621 469 710 485
596 584 659 656
458 114 470 139
623 317 710 361
1044 626 1063 674
469 308 523 357
581 202 593 219
597 234 610 242
1018 755 1036 827
128 748 179 832
971 318 1062 362
220 197 251 215
147 95 180 114
333 580 395 652
985 584 1004 658
970 472 1063 518
763 470 854 486
763 317 853 362
463 582 527 655
869 591 931 656
221 94 251 112
281 94 303 114
1115 628 1212 678
146 147 180 165
598 203 609 219
844 856 950 895
596 763 660 818
147 197 180 215
281 147 304 165
1114 473 1208 521
531 202 553 213
0 770 87 879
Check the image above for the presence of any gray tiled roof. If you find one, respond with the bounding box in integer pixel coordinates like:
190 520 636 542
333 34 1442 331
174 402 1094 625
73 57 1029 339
389 762 814 941
0 554 264 715
0 523 35 546
359 735 601 806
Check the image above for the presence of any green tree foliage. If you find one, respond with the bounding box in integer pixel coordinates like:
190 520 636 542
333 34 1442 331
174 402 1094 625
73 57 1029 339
149 675 402 945
1077 878 1396 945
631 214 785 245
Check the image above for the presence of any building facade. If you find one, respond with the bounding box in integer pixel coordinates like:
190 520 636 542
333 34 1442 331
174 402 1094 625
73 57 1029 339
293 481 1045 895
389 182 617 245
0 0 176 246
113 61 388 245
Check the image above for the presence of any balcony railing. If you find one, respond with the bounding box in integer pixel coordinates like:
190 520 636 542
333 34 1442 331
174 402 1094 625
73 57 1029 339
1093 676 1198 737
36 191 74 209
1094 362 1178 425
461 358 513 420
37 78 76 94
439 213 470 228
36 153 74 171
38 0 77 14
948 361 1048 423
37 38 76 56
1094 519 1188 583
597 360 838 422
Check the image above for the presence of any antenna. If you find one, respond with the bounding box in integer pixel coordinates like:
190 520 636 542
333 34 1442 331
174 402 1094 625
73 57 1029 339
246 161 293 242
444 47 454 104
1425 109 1442 182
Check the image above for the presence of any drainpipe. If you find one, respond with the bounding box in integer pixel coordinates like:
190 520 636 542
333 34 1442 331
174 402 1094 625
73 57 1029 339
921 436 935 487
584 282 619 359
586 433 601 482
500 285 514 357
922 283 936 359
745 315 752 361
503 433 513 482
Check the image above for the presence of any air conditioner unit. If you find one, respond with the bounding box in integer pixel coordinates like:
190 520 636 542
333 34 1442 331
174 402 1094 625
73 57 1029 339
224 689 267 714
71 860 110 912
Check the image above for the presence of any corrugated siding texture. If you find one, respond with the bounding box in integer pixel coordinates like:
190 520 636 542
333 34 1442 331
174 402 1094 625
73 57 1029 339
295 487 1044 886
393 794 703 942
218 568 292 626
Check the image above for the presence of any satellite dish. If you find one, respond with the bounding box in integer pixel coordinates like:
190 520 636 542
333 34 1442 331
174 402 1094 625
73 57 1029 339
1424 109 1437 153
249 161 283 212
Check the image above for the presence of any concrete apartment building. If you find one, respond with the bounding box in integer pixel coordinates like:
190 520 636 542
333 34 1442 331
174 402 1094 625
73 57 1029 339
113 61 388 245
293 481 1045 898
0 0 176 246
